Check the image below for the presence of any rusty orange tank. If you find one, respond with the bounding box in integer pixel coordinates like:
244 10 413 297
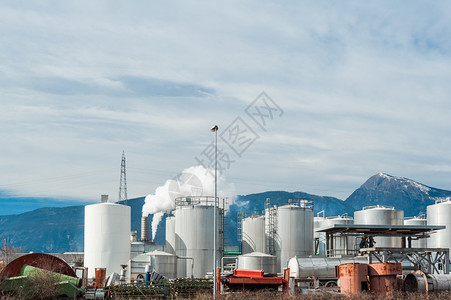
368 262 402 296
338 263 369 295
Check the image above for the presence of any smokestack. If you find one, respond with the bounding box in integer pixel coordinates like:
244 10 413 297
101 195 108 203
141 216 149 242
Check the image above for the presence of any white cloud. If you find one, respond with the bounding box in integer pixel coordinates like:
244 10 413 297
0 1 451 206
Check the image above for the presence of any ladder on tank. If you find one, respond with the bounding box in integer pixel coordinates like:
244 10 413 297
265 198 277 255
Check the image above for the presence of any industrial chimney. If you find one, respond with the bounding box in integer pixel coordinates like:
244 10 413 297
101 194 109 203
141 216 149 242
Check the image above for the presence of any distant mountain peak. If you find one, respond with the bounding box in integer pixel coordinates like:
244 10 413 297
369 173 431 194
346 173 451 216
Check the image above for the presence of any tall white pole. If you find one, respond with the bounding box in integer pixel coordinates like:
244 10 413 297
211 125 218 299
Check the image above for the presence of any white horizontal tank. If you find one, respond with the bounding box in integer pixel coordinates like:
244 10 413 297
354 205 404 247
427 198 451 250
84 201 131 278
287 256 368 279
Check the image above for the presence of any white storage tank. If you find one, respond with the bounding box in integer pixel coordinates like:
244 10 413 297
236 252 277 274
404 216 427 248
165 215 176 254
241 215 265 254
128 250 177 281
174 197 223 278
275 201 314 272
427 198 451 250
354 205 404 247
84 201 131 278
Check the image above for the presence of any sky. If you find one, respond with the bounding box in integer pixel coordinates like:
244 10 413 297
1 1 451 215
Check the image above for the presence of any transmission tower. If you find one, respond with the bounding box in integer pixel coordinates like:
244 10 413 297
119 151 128 204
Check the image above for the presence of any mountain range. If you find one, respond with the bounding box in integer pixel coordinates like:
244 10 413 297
1 173 450 253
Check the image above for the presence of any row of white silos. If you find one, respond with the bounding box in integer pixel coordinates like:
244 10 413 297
241 200 314 272
165 196 223 278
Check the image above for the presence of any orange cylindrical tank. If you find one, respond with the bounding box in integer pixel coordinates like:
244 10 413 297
368 262 402 296
95 268 106 288
338 263 369 295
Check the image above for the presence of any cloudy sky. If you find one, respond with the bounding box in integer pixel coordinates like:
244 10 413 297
1 1 451 214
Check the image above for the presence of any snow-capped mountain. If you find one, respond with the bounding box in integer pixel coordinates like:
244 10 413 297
345 173 451 216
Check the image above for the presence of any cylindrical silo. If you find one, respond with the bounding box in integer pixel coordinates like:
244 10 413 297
165 215 176 255
174 196 222 278
84 202 131 279
427 198 451 250
404 216 427 248
236 252 277 274
242 215 265 254
275 202 314 272
129 250 177 281
354 206 404 247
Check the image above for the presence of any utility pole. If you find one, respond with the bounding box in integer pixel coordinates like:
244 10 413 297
119 151 128 205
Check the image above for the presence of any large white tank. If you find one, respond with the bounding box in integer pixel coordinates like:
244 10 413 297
354 206 404 247
165 215 176 254
241 215 265 254
275 203 314 272
236 252 277 274
427 198 451 250
404 216 427 248
128 250 177 281
174 197 222 278
84 202 131 278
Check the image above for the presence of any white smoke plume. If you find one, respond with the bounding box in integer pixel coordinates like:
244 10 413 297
142 165 221 241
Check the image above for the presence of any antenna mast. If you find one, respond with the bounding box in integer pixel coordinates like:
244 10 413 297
119 151 128 205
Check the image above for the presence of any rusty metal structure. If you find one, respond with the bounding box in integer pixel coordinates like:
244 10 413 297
337 262 403 296
367 262 402 297
0 253 78 283
404 270 451 293
337 263 369 295
317 223 449 275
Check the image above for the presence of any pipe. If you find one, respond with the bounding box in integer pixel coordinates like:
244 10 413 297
404 271 451 293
